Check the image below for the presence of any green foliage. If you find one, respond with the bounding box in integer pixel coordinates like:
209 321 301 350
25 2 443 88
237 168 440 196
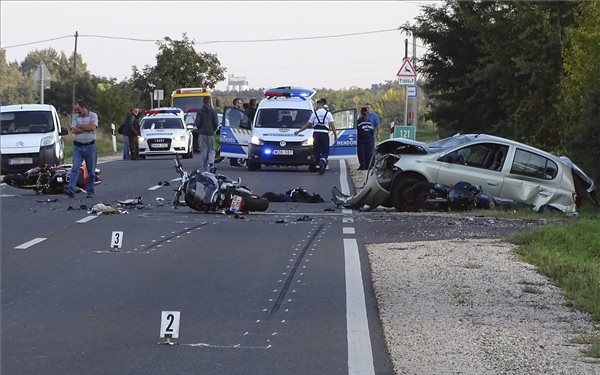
560 1 600 182
131 34 226 106
410 1 577 151
0 50 37 105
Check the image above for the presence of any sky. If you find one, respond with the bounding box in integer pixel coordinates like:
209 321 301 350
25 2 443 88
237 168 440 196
1 1 441 91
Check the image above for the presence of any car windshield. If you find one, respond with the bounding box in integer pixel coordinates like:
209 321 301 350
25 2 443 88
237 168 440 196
0 111 55 134
254 109 312 129
141 117 183 130
427 134 475 152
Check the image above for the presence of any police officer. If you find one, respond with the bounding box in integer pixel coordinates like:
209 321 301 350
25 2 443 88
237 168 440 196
295 98 337 175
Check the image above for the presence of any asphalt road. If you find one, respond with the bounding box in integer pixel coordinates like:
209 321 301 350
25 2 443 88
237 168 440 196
1 157 394 375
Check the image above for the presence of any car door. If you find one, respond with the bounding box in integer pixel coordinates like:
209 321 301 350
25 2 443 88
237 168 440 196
329 108 357 160
435 142 508 197
220 106 251 159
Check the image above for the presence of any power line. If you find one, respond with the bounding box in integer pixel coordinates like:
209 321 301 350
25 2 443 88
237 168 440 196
2 27 404 49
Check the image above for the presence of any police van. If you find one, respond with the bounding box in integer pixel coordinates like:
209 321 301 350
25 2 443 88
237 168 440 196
219 86 357 171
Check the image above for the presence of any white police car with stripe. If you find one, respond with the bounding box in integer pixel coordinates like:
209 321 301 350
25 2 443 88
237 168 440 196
220 86 357 171
138 108 194 159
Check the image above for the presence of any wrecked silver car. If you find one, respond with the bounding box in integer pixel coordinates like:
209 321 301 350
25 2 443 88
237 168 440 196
333 134 598 213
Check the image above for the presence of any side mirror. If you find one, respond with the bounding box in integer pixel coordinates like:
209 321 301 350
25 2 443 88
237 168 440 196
60 126 69 136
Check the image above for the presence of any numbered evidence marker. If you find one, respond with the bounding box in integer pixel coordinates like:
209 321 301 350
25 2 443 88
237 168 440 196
159 311 181 345
110 231 124 252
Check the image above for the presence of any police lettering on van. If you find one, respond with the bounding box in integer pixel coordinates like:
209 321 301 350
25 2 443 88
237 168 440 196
219 86 358 171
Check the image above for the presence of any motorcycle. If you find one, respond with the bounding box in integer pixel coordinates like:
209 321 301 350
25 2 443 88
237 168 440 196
172 155 268 213
3 164 101 195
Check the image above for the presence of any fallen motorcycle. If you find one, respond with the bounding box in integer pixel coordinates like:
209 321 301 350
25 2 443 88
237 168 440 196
172 155 268 213
404 181 496 211
3 164 101 195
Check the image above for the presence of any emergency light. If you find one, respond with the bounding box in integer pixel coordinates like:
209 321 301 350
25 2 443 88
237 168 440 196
145 108 183 115
264 86 315 100
176 88 209 94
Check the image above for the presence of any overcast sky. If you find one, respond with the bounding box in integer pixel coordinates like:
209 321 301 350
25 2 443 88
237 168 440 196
1 1 440 90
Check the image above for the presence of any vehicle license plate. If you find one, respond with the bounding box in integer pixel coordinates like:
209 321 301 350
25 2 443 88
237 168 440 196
151 143 168 149
274 149 293 155
8 157 33 165
229 195 242 213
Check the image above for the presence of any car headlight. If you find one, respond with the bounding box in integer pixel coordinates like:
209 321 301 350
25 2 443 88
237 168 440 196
251 136 264 145
138 136 145 142
40 135 55 147
176 135 186 141
302 137 314 146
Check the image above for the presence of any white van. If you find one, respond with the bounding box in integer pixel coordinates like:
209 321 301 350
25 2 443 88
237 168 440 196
1 104 68 174
219 86 357 171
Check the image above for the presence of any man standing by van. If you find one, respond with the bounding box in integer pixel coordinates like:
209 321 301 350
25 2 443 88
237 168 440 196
295 98 337 175
65 100 98 198
194 96 219 172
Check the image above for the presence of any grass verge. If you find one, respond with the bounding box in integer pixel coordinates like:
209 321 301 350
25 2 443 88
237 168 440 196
507 214 600 357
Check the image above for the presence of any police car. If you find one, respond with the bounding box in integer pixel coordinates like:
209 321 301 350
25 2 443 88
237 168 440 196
219 86 358 171
138 108 194 159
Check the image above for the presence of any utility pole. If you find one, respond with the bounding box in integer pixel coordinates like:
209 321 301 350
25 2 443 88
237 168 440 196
404 38 409 126
411 32 418 127
71 31 78 113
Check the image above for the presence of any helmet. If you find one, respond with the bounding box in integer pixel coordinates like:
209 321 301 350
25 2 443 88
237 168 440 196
474 190 496 210
185 171 219 210
447 181 478 211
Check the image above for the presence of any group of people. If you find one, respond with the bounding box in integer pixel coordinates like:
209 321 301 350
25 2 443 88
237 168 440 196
63 97 381 198
296 99 380 174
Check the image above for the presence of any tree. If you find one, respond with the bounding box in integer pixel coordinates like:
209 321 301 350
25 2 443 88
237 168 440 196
560 1 600 181
0 49 37 105
131 34 226 106
409 0 576 149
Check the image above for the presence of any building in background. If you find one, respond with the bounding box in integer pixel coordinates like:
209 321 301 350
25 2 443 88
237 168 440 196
226 74 249 91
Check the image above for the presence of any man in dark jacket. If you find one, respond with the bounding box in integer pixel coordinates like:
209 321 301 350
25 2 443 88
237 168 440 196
121 107 140 160
194 96 219 172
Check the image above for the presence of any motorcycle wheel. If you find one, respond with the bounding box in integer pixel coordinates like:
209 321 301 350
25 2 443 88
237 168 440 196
240 193 269 212
3 174 26 186
410 181 448 211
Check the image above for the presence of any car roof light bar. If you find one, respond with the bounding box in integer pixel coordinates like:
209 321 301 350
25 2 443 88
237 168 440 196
263 86 316 100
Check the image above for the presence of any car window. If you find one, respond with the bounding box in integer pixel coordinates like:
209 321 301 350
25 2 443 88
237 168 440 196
142 117 184 130
1 111 55 134
255 109 312 129
510 148 558 180
444 143 505 169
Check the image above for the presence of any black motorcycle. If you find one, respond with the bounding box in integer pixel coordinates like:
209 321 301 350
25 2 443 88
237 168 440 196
404 181 497 212
172 155 268 213
3 164 101 195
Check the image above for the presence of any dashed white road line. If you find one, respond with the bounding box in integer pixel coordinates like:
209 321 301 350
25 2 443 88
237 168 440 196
15 238 47 249
339 159 375 375
76 215 98 223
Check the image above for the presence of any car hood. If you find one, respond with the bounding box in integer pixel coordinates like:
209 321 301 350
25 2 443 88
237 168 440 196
375 137 429 155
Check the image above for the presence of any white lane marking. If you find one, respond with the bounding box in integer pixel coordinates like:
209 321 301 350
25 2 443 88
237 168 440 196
148 185 162 191
344 238 375 375
15 238 47 249
76 215 98 223
0 194 16 198
339 160 351 196
342 208 353 215
343 217 354 223
343 227 355 234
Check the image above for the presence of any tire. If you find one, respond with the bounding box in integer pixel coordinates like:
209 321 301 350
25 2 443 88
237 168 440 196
240 193 269 212
247 160 261 171
139 155 146 160
309 164 318 172
410 181 448 211
391 177 423 212
182 152 190 159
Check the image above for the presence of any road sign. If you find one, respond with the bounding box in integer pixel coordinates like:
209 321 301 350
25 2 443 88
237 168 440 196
393 125 416 140
396 59 417 77
352 95 360 104
407 85 418 98
398 77 416 85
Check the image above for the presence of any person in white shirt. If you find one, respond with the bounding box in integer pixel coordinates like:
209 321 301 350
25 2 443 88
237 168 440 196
295 98 337 175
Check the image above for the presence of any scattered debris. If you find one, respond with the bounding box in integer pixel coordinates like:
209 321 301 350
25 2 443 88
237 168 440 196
296 215 312 221
36 198 58 203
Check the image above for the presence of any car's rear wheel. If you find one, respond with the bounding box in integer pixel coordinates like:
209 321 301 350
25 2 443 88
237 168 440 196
391 177 423 212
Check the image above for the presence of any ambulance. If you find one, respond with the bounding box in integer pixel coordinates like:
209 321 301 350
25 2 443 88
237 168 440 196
219 86 357 171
